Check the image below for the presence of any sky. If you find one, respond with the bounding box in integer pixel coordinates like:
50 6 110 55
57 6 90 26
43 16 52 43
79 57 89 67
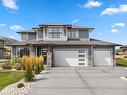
0 0 127 44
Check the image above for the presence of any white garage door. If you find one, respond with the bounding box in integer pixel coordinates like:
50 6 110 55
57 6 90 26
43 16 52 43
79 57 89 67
94 49 113 66
54 49 87 66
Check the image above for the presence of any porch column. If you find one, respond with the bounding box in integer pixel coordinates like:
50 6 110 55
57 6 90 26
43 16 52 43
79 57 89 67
88 45 94 66
47 46 52 67
11 46 17 58
113 47 116 66
35 46 37 56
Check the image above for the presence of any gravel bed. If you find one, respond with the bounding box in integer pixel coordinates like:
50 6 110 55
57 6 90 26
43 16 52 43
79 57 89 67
0 79 32 95
0 70 46 95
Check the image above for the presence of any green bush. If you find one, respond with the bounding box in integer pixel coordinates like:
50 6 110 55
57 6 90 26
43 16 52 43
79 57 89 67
13 63 22 70
2 63 12 69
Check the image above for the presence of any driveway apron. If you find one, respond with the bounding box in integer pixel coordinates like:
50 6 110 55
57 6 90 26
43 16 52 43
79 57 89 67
28 67 127 95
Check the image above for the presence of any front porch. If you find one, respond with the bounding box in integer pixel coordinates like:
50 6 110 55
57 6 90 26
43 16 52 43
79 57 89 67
11 45 53 67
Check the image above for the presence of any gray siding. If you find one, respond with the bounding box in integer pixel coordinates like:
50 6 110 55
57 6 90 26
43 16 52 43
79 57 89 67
0 40 4 58
21 33 36 41
79 30 89 39
0 40 4 48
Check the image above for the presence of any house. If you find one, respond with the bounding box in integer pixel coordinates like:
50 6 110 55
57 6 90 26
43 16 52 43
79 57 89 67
0 36 19 59
7 23 120 67
0 39 4 58
120 45 127 52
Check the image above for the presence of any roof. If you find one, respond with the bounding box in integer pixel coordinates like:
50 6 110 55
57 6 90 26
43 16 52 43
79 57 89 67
120 45 127 48
17 23 94 33
0 39 4 41
6 38 121 46
0 36 18 45
39 22 72 26
17 30 36 33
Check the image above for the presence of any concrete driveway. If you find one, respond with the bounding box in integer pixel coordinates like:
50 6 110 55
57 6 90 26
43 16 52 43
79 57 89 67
29 67 127 95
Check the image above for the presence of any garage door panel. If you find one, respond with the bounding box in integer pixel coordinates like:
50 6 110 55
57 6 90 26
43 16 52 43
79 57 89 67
94 50 113 66
54 49 87 67
54 51 79 66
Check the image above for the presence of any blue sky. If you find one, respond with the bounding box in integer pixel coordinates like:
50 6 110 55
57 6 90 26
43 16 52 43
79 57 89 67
0 0 127 44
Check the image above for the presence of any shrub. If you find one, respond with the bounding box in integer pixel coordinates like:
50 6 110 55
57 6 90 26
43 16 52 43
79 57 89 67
34 56 44 74
2 63 12 69
13 63 22 70
17 83 25 88
34 57 41 74
24 57 34 82
21 56 28 70
39 56 44 70
21 55 44 81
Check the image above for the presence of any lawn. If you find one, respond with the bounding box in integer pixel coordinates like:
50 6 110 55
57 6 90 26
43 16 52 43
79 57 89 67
116 59 127 67
0 71 24 90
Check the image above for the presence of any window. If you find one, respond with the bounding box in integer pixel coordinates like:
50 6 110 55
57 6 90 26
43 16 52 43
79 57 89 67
38 30 43 38
79 55 85 57
79 59 85 61
48 28 63 38
79 50 85 53
79 63 85 65
69 30 78 38
21 34 28 40
29 33 36 40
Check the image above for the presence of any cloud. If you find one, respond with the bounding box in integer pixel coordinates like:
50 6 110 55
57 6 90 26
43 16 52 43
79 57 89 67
2 0 18 10
114 22 125 27
10 25 24 30
81 0 102 8
9 36 15 39
0 24 6 27
72 19 79 24
112 22 125 28
101 4 127 15
111 29 118 33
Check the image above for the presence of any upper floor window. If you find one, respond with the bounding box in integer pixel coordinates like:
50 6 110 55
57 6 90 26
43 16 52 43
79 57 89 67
68 30 79 38
47 28 63 38
21 34 28 40
29 33 36 40
38 30 43 39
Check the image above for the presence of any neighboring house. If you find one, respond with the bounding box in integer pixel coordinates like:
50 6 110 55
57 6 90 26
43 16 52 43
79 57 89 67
120 45 127 52
7 23 120 67
0 39 4 58
0 36 19 59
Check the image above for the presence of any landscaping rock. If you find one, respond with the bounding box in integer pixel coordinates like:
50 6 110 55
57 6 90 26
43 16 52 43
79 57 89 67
0 79 32 95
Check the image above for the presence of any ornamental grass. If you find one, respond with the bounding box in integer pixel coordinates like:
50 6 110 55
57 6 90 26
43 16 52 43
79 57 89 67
21 55 44 82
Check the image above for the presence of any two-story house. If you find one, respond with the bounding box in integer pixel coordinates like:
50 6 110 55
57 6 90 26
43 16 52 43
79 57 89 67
0 39 4 58
7 23 120 67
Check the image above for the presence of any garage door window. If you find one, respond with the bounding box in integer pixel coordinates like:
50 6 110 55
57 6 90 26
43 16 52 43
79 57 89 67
79 59 85 61
78 49 87 65
79 55 85 57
